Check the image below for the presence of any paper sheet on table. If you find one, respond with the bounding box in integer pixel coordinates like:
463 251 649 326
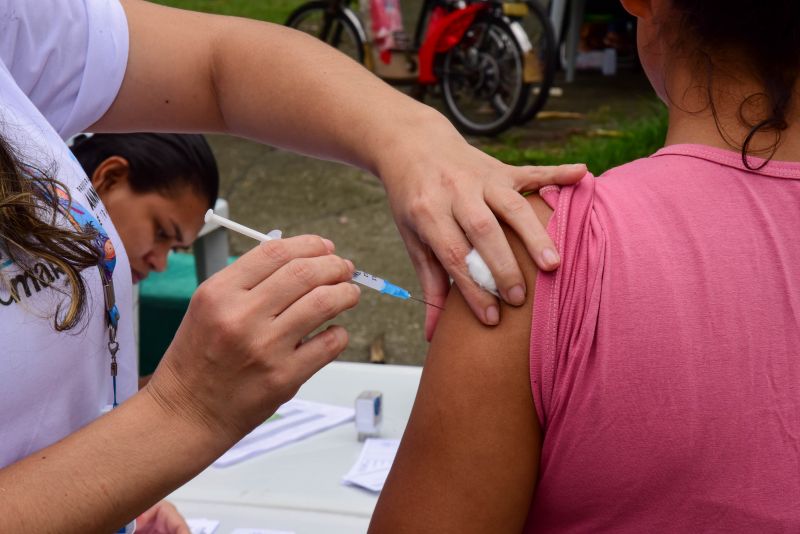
341 438 400 492
214 399 354 467
187 518 220 534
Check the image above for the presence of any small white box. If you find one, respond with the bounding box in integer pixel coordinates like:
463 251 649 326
355 391 383 441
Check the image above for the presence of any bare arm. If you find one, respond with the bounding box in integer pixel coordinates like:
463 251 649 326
369 195 552 532
0 388 220 532
0 237 359 532
94 0 585 336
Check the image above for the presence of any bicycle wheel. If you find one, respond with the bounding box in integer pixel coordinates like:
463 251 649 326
440 16 529 136
514 0 557 123
286 2 365 64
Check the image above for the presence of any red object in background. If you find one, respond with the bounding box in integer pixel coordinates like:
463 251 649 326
417 3 487 84
370 0 405 63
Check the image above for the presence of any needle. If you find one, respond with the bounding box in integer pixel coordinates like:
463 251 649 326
409 296 445 310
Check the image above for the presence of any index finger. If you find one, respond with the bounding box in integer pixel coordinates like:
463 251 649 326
510 163 587 192
215 234 334 289
421 216 501 326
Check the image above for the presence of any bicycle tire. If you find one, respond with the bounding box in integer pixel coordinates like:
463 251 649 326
286 2 365 64
439 16 529 136
514 0 557 124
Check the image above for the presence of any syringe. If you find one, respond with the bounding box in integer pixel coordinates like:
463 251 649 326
204 210 443 310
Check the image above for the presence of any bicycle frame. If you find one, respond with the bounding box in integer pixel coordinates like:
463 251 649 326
287 0 547 135
417 3 488 84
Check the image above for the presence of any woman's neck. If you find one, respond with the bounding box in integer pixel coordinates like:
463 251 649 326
663 68 800 162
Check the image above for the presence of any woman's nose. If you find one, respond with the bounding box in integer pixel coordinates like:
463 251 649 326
146 249 169 273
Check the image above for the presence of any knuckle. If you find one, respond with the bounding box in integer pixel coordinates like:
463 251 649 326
190 279 226 314
501 193 529 215
529 166 553 182
439 172 457 189
259 240 290 265
464 214 494 237
264 368 292 395
311 287 338 316
213 314 243 343
338 258 354 280
408 194 434 220
321 327 348 353
190 281 215 308
348 283 362 305
288 258 316 284
442 242 469 269
492 258 518 279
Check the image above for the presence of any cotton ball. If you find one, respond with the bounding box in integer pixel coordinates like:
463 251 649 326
465 248 499 297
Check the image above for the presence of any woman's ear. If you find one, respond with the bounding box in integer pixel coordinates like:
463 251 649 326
91 156 131 195
619 0 653 18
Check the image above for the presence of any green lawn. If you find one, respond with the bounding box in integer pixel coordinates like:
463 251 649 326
149 0 305 23
485 106 669 176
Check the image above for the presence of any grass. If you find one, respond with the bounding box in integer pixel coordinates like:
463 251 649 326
484 105 669 176
149 0 305 23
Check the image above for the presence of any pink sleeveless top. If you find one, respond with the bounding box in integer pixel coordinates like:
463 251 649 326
527 144 800 531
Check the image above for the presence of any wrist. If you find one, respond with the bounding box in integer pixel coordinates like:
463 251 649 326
142 362 239 457
371 104 461 184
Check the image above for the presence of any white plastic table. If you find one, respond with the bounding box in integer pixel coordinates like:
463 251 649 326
169 361 423 534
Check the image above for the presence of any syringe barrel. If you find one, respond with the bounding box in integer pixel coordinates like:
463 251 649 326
351 271 411 300
352 270 386 291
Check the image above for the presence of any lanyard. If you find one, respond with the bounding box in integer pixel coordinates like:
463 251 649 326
47 183 121 406
101 265 121 407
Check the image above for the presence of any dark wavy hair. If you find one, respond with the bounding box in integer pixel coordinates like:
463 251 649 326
71 133 219 208
664 0 800 169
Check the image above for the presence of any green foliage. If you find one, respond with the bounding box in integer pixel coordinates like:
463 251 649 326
484 106 669 176
149 0 306 23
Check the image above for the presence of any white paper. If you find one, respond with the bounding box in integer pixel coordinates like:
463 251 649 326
187 518 220 534
214 399 354 467
341 438 400 492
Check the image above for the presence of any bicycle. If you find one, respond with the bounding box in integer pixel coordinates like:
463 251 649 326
287 0 554 136
412 0 557 125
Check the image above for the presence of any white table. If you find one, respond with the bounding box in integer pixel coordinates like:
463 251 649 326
169 362 423 534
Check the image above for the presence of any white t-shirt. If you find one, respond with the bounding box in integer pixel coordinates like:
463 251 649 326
0 0 135 467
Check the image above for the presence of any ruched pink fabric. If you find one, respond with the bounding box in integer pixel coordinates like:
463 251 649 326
527 144 800 532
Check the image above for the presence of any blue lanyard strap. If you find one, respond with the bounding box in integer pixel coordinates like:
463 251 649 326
102 274 121 407
43 181 122 407
98 262 119 408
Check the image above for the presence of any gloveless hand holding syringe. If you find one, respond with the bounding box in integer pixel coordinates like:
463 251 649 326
204 211 500 310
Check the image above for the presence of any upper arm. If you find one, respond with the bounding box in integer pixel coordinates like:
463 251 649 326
369 195 553 533
90 0 226 133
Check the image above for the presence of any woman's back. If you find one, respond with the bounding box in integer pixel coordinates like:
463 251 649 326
370 1 800 530
529 143 800 530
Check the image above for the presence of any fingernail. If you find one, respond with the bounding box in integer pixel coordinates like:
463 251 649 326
566 163 586 171
507 284 526 306
322 238 335 252
486 305 499 325
344 259 355 272
542 248 560 270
